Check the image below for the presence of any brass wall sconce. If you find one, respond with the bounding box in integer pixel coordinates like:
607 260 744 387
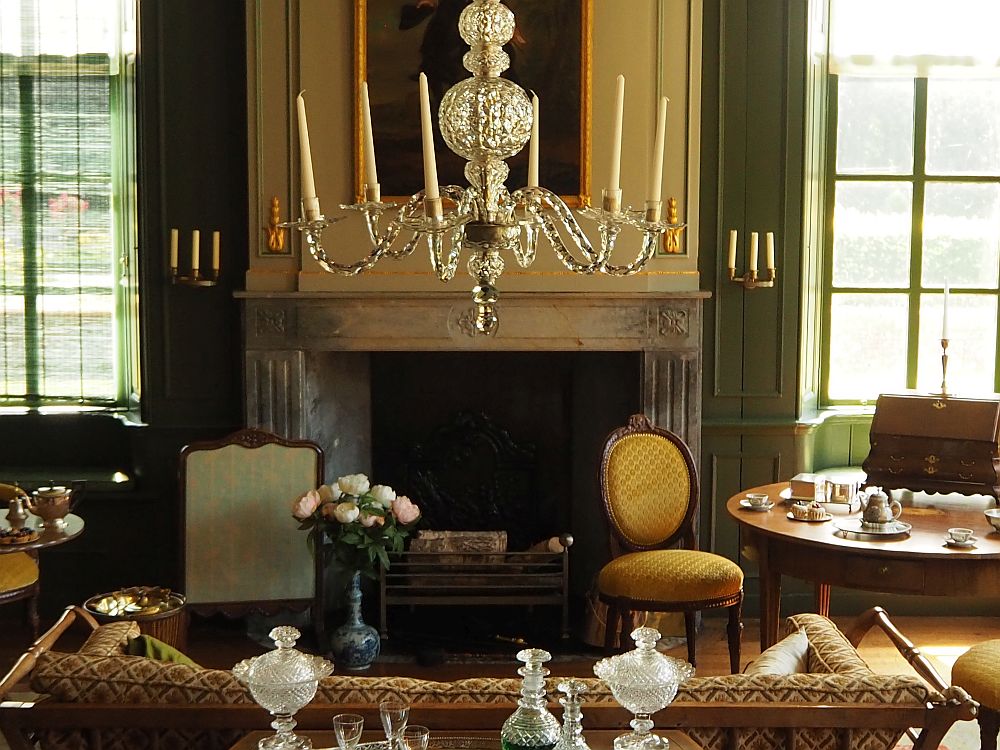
726 229 776 289
169 228 220 287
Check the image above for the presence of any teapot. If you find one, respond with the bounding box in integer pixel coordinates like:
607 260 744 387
26 485 77 530
7 493 29 530
859 486 902 527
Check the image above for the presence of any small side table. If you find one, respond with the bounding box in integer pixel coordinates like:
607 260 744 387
83 586 189 650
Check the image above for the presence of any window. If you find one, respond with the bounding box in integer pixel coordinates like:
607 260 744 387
821 1 1000 403
0 0 137 409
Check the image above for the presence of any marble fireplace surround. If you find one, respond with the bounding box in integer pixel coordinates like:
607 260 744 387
238 291 708 483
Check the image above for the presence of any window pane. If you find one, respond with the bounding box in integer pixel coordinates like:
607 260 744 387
828 294 908 399
832 182 912 288
922 182 1000 289
917 293 997 395
836 78 913 175
927 79 1000 176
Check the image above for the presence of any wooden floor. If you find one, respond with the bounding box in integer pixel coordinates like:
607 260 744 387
3 609 997 683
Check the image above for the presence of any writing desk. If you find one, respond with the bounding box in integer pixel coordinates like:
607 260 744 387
727 483 1000 649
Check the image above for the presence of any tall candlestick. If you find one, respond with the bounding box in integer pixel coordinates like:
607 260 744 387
942 281 950 339
360 81 378 189
211 231 220 271
648 96 668 203
190 229 200 272
749 231 759 273
727 230 737 269
169 228 178 268
608 74 625 193
296 92 321 220
418 73 440 201
528 93 540 188
765 231 775 270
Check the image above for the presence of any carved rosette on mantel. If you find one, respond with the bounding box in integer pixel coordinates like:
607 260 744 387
238 290 708 476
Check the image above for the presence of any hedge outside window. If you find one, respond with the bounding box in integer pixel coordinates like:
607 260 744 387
0 0 137 408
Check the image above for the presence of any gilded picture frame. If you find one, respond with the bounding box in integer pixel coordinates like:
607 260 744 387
354 0 592 207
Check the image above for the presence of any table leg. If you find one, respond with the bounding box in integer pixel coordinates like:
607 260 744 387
757 542 782 650
814 583 831 617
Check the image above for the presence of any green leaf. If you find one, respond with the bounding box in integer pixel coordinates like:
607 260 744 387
375 545 390 570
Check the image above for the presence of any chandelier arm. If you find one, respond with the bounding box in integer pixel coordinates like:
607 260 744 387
302 226 389 276
513 223 538 268
512 187 606 268
536 211 604 275
427 226 464 281
600 232 661 276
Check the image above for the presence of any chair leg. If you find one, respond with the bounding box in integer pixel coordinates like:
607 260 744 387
26 591 39 640
684 611 697 667
604 604 619 653
726 599 743 674
980 705 1000 750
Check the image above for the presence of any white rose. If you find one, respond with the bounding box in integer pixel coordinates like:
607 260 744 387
370 484 396 508
337 473 370 496
359 512 383 528
329 483 343 501
332 502 360 524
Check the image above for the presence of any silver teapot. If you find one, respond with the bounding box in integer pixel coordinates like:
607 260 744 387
859 486 902 528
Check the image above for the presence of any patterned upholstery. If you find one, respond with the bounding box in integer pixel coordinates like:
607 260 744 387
604 433 689 546
952 639 1000 709
0 552 38 591
597 550 743 602
23 615 934 750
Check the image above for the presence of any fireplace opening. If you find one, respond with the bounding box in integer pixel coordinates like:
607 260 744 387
371 351 641 605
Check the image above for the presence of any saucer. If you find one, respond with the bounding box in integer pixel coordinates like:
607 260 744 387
786 511 832 523
945 536 977 548
834 518 912 536
740 498 774 512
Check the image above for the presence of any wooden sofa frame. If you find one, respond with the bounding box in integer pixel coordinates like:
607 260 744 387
0 606 976 750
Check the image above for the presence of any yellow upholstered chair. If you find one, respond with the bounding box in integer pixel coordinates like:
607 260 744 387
0 483 40 638
179 429 324 635
597 414 743 672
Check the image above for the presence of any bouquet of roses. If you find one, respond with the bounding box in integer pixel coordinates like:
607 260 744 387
292 473 421 579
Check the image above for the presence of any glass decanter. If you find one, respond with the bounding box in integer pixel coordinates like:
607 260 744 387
553 679 592 750
593 627 694 750
233 626 334 750
500 648 561 750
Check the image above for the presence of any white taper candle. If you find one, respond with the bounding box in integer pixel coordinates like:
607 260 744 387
418 73 440 201
648 96 668 203
296 91 321 220
211 231 220 271
766 231 775 270
727 230 737 270
749 231 759 272
609 74 625 193
360 81 378 189
169 228 178 268
528 93 539 188
942 281 950 339
190 229 200 272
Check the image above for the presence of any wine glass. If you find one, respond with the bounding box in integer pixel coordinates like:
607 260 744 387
402 725 429 750
334 713 364 750
379 700 409 750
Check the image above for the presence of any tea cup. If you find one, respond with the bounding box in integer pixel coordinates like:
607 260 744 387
746 493 770 508
947 527 974 544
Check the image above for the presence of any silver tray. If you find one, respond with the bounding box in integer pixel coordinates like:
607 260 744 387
834 518 911 537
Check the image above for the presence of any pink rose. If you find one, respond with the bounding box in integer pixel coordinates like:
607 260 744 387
359 512 384 528
391 495 420 524
292 489 323 519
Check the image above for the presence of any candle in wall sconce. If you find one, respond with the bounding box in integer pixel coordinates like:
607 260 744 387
167 227 219 287
191 230 200 272
169 228 178 269
726 228 777 289
212 231 221 271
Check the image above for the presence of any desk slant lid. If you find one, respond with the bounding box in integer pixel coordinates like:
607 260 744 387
870 394 1000 442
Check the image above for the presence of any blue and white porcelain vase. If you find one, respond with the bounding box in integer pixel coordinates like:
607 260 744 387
329 571 380 670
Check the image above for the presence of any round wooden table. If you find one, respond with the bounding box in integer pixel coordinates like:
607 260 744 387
727 482 1000 649
1 511 85 553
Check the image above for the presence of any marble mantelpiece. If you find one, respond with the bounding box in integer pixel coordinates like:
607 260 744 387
238 291 709 481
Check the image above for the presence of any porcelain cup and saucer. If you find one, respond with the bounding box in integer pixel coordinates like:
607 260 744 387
945 527 977 548
740 493 774 512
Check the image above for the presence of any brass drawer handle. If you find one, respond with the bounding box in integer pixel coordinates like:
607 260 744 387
879 566 890 575
925 455 940 464
924 466 938 475
889 455 904 462
961 459 977 467
889 467 903 475
960 472 974 480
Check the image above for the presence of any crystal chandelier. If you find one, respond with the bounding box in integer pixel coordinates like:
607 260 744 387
287 0 682 336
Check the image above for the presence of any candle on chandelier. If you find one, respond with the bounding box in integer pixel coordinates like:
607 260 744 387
648 96 668 204
749 231 759 273
528 93 539 188
942 281 950 339
296 91 321 220
191 229 200 272
727 230 737 270
418 73 440 202
609 74 625 194
211 231 220 271
169 228 178 269
765 231 775 270
360 81 379 191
